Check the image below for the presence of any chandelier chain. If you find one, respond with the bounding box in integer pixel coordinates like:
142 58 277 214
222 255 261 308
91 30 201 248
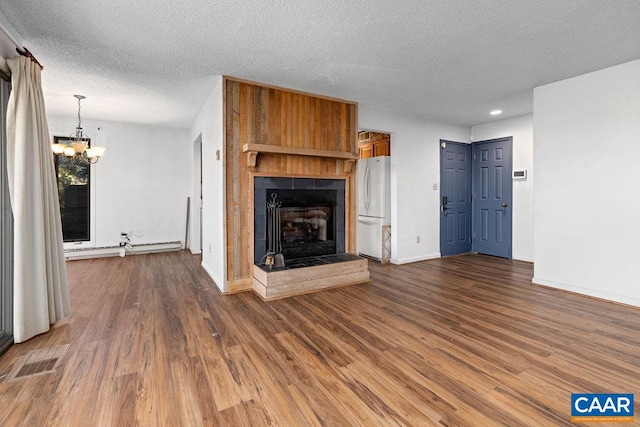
77 96 82 129
51 94 105 164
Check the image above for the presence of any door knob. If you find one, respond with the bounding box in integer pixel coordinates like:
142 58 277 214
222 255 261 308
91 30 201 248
501 202 508 208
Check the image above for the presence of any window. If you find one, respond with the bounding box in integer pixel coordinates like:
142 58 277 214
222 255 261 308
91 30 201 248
53 136 90 242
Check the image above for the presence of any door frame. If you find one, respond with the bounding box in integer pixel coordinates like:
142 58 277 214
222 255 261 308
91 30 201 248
191 133 203 254
439 136 514 259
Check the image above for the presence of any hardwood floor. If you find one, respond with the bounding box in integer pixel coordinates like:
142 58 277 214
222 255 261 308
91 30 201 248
0 252 638 426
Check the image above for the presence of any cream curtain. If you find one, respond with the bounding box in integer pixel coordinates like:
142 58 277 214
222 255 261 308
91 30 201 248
6 55 70 343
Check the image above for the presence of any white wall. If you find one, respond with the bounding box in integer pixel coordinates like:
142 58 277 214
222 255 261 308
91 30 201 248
189 76 225 291
533 59 640 306
48 116 190 248
359 106 469 264
471 115 534 262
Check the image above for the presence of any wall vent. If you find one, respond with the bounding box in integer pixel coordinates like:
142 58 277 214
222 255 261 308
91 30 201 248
358 131 370 142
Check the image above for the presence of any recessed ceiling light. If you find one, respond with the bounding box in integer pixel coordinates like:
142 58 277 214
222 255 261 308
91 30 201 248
490 110 502 115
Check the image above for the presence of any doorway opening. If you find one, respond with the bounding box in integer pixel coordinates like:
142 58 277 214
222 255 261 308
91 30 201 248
440 137 513 258
191 134 202 255
357 130 392 261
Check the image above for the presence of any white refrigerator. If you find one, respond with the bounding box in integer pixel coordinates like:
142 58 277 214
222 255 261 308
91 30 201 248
358 156 390 260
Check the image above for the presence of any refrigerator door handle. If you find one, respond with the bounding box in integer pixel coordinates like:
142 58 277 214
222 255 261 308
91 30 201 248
364 163 370 213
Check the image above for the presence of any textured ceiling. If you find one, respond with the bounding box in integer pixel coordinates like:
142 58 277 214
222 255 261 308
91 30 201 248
1 1 639 129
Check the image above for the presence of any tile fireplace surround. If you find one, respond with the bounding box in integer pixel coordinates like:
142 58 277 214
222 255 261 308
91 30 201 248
253 177 346 264
251 176 368 300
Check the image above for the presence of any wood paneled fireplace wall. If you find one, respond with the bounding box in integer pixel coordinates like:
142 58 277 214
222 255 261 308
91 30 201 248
224 77 359 292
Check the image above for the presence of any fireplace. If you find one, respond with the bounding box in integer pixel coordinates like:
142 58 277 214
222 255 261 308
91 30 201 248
254 177 345 264
277 191 336 259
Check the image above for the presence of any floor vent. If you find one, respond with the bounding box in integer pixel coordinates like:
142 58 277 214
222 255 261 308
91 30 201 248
7 344 70 381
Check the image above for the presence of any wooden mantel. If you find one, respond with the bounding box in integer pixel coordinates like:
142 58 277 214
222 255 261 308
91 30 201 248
242 143 359 172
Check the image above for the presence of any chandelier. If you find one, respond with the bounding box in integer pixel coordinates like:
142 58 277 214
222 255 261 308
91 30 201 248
51 95 106 164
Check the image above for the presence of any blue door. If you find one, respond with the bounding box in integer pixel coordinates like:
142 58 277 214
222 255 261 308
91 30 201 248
440 141 472 256
472 137 512 258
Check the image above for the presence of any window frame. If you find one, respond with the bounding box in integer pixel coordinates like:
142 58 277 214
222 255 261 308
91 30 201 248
52 135 96 249
0 69 13 355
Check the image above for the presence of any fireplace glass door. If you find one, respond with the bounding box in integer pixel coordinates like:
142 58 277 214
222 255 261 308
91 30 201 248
280 205 335 259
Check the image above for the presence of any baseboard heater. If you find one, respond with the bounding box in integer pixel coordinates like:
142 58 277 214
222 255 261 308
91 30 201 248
64 241 182 261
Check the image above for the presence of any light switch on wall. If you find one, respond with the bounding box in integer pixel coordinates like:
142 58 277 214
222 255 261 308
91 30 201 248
433 183 438 190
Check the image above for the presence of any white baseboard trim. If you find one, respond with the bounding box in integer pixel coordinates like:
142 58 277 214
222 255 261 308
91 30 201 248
201 260 224 293
513 256 534 263
533 276 640 308
391 253 441 265
65 241 182 260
